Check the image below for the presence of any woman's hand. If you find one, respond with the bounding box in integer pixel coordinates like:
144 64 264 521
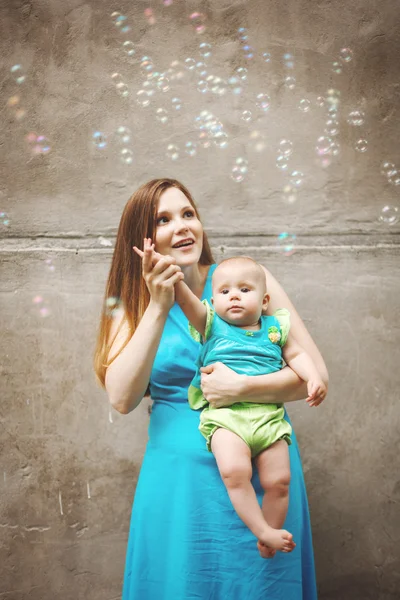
133 238 184 312
200 362 246 408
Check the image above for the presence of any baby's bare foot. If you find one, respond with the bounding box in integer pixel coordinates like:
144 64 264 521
259 527 296 553
257 540 276 559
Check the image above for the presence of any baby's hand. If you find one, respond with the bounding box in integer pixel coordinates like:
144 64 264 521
306 379 327 407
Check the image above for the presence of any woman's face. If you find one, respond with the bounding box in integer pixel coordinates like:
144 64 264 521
154 187 204 265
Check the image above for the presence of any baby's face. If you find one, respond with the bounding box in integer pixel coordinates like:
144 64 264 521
211 263 268 327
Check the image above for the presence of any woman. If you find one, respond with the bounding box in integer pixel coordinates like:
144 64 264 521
94 178 328 599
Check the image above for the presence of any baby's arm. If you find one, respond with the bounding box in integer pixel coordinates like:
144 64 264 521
174 280 208 338
282 335 327 406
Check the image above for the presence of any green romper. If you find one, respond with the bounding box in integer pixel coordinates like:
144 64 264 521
188 301 292 458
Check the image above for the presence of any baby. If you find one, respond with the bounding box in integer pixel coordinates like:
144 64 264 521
135 240 327 556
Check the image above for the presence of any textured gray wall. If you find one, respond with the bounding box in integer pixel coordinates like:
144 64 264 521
1 1 399 598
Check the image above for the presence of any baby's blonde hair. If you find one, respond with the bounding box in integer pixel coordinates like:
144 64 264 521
213 256 267 293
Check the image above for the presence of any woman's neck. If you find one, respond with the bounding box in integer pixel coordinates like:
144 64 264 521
181 263 210 299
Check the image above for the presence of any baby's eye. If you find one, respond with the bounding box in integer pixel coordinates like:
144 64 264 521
221 289 229 295
241 288 250 293
184 210 194 217
157 216 168 225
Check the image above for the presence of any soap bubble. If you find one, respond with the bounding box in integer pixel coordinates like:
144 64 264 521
355 139 368 153
316 96 325 107
256 93 271 112
262 52 271 62
248 130 266 152
339 48 353 63
235 67 248 81
380 162 396 177
140 56 154 74
31 135 51 155
276 155 289 170
277 232 297 256
144 8 156 25
347 110 365 126
299 99 311 112
171 97 182 110
10 64 26 84
189 12 206 34
284 76 296 89
283 185 297 204
290 170 304 187
120 148 133 164
195 61 208 77
199 42 212 58
325 118 339 137
278 139 293 157
231 157 248 182
115 126 131 144
1 212 10 227
197 80 208 93
122 41 135 57
156 108 169 124
185 142 197 157
316 136 333 156
388 170 400 186
136 89 151 107
332 61 342 74
241 110 252 122
167 144 179 160
185 58 196 70
157 76 170 92
378 205 398 224
213 131 228 149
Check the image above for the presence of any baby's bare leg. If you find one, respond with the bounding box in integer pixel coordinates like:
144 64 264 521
211 428 294 552
255 440 295 557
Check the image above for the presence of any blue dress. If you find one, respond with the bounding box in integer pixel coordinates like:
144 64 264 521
122 263 318 600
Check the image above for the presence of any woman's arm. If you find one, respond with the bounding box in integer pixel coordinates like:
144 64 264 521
105 301 169 414
242 265 328 403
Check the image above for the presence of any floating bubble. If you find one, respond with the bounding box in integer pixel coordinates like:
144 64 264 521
332 61 342 74
197 80 208 93
106 297 120 318
330 141 340 156
276 155 289 170
185 58 196 70
213 131 228 149
355 139 368 153
167 144 179 160
256 93 271 112
283 185 297 204
111 72 124 86
171 97 182 111
316 136 333 156
122 41 135 57
40 307 50 318
185 142 197 157
157 76 170 92
378 205 398 225
278 139 293 157
339 48 353 63
32 135 51 155
92 131 107 149
140 56 154 74
156 108 169 124
299 99 311 112
144 8 156 25
112 12 127 27
120 148 133 164
248 130 266 152
277 232 297 256
388 170 400 186
32 295 43 304
241 110 252 122
11 64 26 84
231 157 248 183
189 12 206 34
235 67 248 81
45 259 55 273
167 60 185 81
115 126 131 144
199 42 212 58
316 96 325 107
0 212 10 227
347 110 365 126
136 89 151 107
115 82 129 97
380 161 396 177
195 61 208 77
284 76 296 90
325 118 339 137
290 170 304 187
7 95 20 107
262 52 271 62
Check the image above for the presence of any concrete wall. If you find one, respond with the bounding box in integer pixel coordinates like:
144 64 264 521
1 1 399 598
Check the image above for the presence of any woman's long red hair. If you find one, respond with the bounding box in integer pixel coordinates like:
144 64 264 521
94 178 215 389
